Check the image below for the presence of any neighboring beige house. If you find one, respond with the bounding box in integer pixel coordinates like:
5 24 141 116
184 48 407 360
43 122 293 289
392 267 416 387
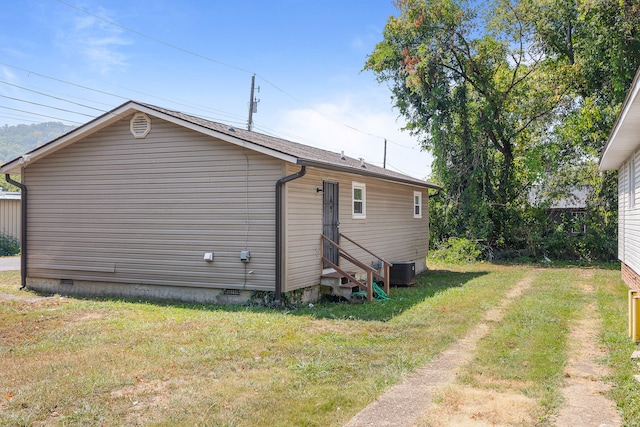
600 66 640 290
0 191 21 241
0 101 439 304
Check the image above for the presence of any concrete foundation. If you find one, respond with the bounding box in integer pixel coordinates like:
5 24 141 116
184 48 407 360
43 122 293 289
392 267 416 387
26 277 254 305
26 277 324 306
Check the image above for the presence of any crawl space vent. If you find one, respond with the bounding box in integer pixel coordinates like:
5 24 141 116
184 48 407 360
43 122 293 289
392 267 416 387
223 289 241 296
130 113 151 138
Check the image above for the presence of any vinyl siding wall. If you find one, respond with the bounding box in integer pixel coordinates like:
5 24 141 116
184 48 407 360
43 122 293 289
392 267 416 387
620 160 627 261
24 115 283 292
619 151 640 282
284 165 429 292
0 197 20 241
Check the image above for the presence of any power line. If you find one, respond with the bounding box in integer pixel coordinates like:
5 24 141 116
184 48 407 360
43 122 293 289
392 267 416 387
112 83 248 124
1 60 426 169
3 2 429 168
0 95 95 118
0 80 106 113
0 106 83 124
0 115 41 123
1 61 250 127
53 0 416 150
55 0 254 75
386 161 429 178
0 62 128 101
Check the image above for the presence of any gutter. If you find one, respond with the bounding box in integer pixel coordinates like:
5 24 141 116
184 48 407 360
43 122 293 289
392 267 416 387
275 165 306 305
5 174 27 289
297 159 441 191
600 65 640 170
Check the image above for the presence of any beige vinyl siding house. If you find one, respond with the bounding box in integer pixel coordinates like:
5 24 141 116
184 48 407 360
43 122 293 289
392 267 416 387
1 100 439 304
24 118 281 294
601 66 640 289
283 165 429 292
0 191 21 241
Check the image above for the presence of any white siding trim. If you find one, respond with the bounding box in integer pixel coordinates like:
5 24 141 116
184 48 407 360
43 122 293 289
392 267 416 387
131 104 299 164
0 102 299 175
352 181 366 219
413 191 422 218
630 154 636 208
601 69 640 169
618 162 629 261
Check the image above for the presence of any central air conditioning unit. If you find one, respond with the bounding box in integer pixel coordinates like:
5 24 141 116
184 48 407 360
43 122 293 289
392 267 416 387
389 261 416 286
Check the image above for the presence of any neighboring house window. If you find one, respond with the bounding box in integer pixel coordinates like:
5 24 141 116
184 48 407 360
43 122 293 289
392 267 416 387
413 191 422 218
630 156 636 208
352 182 366 218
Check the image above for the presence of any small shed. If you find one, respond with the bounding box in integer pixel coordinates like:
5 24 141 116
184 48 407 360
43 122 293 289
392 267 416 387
0 101 439 304
0 191 21 241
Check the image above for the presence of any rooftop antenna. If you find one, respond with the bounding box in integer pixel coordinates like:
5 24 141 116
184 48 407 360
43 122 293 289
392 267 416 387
247 74 260 131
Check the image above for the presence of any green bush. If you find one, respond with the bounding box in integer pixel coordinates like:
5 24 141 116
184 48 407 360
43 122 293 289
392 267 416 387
429 237 482 263
0 232 20 256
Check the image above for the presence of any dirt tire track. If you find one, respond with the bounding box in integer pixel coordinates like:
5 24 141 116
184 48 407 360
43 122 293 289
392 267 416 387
553 278 622 427
344 274 535 427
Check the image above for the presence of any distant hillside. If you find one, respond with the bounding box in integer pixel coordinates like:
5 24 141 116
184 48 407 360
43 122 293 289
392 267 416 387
0 122 76 164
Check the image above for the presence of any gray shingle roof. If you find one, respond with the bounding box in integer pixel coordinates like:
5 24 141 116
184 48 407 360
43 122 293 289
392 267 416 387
140 102 439 190
1 100 439 190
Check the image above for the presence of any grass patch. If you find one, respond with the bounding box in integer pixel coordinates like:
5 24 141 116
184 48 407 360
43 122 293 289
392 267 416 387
0 263 632 426
457 268 585 423
593 268 640 425
0 265 524 426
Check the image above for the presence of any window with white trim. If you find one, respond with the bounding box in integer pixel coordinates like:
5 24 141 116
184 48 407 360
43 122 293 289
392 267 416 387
352 182 366 218
413 191 422 218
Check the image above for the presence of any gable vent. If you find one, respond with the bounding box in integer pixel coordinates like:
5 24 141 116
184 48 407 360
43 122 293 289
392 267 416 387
130 113 151 138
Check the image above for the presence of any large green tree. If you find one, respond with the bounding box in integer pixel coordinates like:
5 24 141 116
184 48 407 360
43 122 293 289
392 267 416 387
367 0 640 258
366 0 573 247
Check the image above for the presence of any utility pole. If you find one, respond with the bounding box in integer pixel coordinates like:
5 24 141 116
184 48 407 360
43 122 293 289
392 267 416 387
383 138 387 168
247 74 260 131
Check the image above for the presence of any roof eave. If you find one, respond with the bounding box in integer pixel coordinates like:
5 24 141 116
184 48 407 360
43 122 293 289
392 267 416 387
134 103 298 164
1 102 141 175
297 159 441 190
600 66 640 171
0 101 299 175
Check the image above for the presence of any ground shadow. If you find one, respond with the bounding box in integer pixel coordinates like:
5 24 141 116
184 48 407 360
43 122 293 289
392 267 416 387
187 268 488 322
281 269 488 322
5 268 488 323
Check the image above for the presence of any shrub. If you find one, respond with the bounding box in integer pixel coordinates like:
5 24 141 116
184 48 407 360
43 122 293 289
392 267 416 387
0 231 20 256
429 237 482 263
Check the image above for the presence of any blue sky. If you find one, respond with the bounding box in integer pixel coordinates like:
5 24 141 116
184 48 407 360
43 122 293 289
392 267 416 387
0 0 433 178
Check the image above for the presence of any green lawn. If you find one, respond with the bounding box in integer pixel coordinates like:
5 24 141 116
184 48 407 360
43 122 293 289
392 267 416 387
0 263 636 426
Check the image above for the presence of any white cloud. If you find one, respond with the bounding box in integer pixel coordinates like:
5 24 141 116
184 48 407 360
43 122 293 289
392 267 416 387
56 8 131 75
0 47 27 59
0 66 17 84
273 94 432 180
